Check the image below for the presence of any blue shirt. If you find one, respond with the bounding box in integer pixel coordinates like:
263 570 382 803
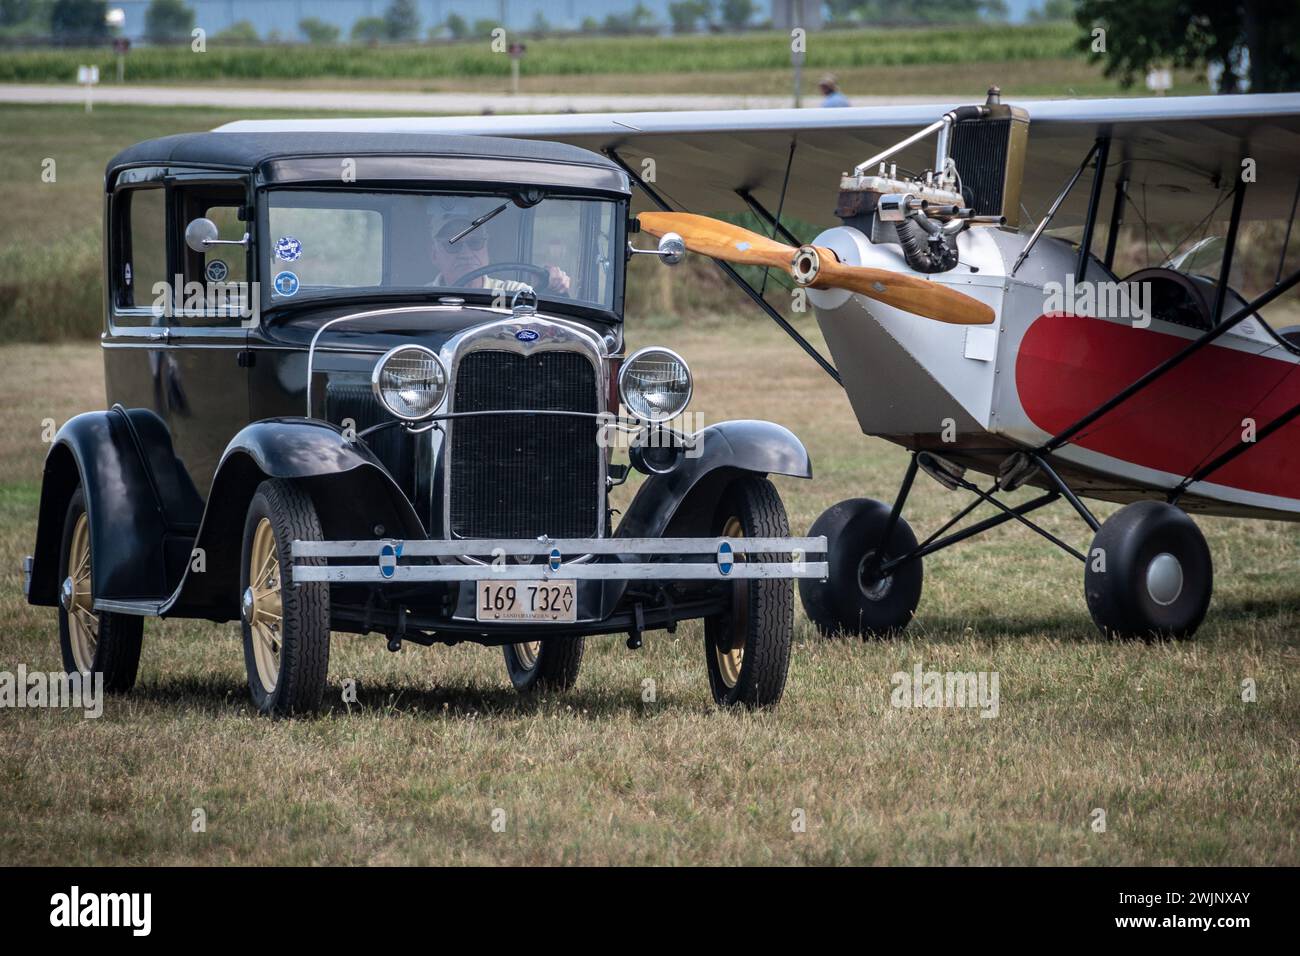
822 91 850 108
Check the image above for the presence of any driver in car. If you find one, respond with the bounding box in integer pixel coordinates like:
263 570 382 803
430 212 572 296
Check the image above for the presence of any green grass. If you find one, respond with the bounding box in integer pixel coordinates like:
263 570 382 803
1 24 1082 84
0 324 1297 865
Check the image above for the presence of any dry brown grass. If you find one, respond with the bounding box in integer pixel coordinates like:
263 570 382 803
1 318 1297 865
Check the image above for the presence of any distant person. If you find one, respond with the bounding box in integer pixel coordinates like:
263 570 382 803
819 73 850 108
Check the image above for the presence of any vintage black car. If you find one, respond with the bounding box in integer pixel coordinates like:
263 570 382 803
23 132 826 714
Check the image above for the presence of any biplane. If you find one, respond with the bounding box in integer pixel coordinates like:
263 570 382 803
221 91 1300 641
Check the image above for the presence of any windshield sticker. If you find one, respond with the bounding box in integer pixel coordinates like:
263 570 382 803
273 271 300 297
274 236 303 262
205 259 228 282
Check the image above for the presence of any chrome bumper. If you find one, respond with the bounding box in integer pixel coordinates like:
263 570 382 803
291 536 827 583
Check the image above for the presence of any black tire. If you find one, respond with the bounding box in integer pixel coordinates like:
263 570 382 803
239 479 331 716
56 488 144 693
1084 500 1212 640
798 498 922 638
703 477 794 708
502 638 584 693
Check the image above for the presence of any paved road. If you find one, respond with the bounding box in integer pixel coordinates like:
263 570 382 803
0 83 952 114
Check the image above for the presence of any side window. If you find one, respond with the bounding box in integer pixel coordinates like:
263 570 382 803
119 187 167 311
176 183 250 326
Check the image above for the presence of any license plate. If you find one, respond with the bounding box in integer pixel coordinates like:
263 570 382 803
475 579 577 623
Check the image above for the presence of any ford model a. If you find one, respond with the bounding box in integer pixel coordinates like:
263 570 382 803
24 132 826 714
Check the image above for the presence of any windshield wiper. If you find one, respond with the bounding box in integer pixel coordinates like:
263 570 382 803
449 202 509 245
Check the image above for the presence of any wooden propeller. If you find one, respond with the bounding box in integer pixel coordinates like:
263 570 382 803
638 211 994 326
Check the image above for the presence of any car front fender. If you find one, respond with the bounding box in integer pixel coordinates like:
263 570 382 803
616 419 812 540
166 418 428 620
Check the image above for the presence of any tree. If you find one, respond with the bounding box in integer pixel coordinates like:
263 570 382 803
1028 0 1074 21
825 0 1001 25
50 0 107 40
350 15 386 43
214 19 258 43
0 0 35 27
1075 0 1300 94
299 17 339 44
603 2 655 34
719 0 754 30
144 0 193 43
443 12 468 39
383 0 418 41
669 0 712 34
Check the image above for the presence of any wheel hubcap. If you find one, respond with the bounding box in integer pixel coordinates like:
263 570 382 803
247 517 284 693
64 513 97 673
857 550 893 602
514 641 541 669
715 515 747 689
1146 552 1184 606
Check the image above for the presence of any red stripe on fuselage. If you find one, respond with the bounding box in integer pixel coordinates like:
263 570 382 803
1015 313 1300 501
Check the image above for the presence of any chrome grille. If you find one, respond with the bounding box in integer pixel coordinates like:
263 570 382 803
449 349 601 538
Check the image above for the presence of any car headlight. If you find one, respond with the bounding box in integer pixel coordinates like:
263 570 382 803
371 345 447 421
618 347 693 423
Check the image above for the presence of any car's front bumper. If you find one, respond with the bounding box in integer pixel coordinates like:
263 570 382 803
291 535 827 583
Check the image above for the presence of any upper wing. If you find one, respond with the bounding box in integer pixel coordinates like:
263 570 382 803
217 93 1300 230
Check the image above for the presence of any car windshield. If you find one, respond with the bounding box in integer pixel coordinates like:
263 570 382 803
261 188 621 313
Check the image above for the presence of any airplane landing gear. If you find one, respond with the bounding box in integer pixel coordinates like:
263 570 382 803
799 498 923 637
1084 501 1213 640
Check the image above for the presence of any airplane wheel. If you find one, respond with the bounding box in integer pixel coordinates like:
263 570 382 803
1084 501 1212 641
799 498 922 638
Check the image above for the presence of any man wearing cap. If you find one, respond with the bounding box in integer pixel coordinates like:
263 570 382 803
819 73 850 108
430 212 572 296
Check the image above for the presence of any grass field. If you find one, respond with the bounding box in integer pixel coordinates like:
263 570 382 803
0 316 1297 865
2 24 1086 83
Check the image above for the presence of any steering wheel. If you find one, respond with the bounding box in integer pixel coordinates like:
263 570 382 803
452 261 552 291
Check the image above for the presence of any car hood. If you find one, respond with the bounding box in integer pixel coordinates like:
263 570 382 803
265 303 620 356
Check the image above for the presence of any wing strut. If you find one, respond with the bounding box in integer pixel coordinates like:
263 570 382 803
605 147 843 387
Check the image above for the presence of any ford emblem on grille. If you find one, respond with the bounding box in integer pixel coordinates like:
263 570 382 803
515 329 539 342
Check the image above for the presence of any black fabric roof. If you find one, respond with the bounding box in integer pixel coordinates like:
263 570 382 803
106 131 617 177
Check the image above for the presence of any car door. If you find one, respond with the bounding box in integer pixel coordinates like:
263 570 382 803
160 175 256 498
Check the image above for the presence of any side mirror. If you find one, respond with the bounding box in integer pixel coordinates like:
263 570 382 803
627 231 685 266
184 217 219 252
185 216 250 253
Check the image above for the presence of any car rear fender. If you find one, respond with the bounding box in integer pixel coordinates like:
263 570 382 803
27 407 202 608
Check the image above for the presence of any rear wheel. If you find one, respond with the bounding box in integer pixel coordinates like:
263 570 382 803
239 479 330 716
1084 500 1212 640
703 477 793 708
502 637 584 693
57 488 143 692
799 498 922 638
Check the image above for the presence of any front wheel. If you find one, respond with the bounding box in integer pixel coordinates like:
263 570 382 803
703 477 794 708
799 498 922 638
57 488 143 692
502 638 584 693
239 479 331 716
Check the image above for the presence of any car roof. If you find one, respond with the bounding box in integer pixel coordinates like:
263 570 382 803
106 131 622 179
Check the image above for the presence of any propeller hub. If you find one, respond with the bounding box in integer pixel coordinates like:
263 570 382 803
790 245 822 286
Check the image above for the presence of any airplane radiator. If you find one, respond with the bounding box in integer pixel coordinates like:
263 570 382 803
950 105 1030 229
